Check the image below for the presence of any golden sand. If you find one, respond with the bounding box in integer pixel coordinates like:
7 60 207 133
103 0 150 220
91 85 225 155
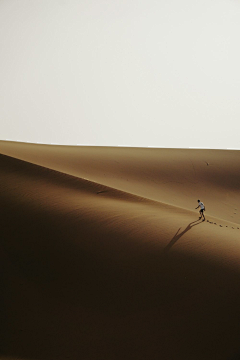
1 140 240 359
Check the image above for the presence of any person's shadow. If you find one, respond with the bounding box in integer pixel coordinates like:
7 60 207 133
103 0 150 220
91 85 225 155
163 219 202 253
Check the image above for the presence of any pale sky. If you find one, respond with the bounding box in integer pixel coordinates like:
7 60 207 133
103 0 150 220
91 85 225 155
0 0 240 149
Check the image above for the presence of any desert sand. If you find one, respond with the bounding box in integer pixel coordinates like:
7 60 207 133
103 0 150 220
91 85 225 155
1 140 240 360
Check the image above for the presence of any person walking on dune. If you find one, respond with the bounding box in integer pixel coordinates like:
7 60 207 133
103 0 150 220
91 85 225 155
196 199 205 221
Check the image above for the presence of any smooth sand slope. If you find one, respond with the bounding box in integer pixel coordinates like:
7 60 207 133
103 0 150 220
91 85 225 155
0 140 240 224
1 141 240 360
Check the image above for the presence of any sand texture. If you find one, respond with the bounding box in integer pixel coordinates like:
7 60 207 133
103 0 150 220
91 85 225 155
1 141 240 360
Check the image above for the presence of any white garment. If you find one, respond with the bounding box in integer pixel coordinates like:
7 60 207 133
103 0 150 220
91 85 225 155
199 202 205 209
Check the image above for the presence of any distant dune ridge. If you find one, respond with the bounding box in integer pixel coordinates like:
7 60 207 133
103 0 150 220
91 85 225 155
1 141 240 360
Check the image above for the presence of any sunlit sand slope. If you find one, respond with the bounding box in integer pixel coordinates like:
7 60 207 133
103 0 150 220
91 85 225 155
1 143 240 359
0 140 240 224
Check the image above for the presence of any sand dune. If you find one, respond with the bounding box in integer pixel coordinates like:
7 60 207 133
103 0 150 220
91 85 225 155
1 141 240 360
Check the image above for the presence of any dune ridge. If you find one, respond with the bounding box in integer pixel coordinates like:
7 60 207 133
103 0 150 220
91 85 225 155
1 152 239 231
1 140 240 224
1 141 240 360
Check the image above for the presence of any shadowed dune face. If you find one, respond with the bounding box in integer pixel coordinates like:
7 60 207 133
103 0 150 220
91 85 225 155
1 143 240 360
